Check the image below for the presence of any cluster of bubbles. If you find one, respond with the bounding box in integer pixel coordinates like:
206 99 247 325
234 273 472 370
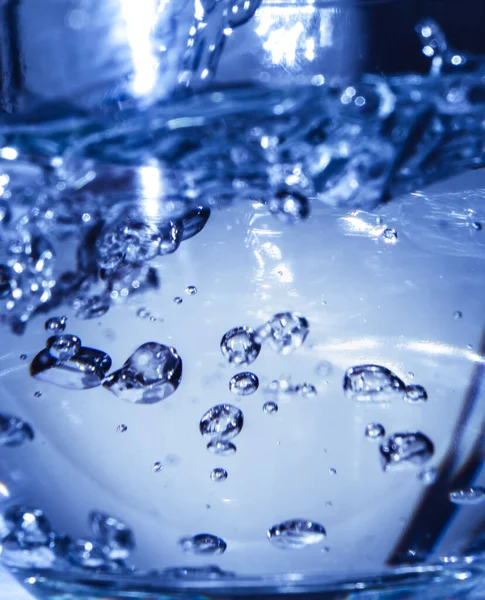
30 324 182 404
344 364 433 472
0 506 134 571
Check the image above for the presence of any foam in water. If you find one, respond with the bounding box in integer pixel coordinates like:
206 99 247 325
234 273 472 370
102 342 182 404
267 520 326 550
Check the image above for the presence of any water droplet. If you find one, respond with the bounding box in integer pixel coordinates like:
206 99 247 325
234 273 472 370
418 468 437 486
46 334 81 361
103 342 182 404
210 468 228 482
31 346 112 390
344 364 405 402
0 414 34 447
185 285 197 295
262 312 309 355
453 311 463 320
200 404 243 441
206 440 237 456
315 361 332 377
117 424 127 433
405 384 428 403
382 228 398 242
263 401 278 414
44 316 67 332
4 506 51 545
365 423 385 440
220 326 261 365
329 468 337 475
67 539 109 569
173 296 183 304
180 534 227 555
380 432 434 471
268 190 309 224
268 519 326 549
153 462 163 472
229 372 259 396
89 511 135 560
33 391 42 398
449 487 485 505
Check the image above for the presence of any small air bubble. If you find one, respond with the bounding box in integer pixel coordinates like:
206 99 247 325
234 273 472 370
471 222 482 231
263 401 278 414
453 311 463 320
329 468 337 475
365 423 385 440
210 468 228 482
153 462 163 472
20 354 27 361
405 384 428 403
173 297 183 305
185 285 197 295
44 316 67 332
117 424 127 433
149 316 157 322
33 391 42 398
137 308 149 319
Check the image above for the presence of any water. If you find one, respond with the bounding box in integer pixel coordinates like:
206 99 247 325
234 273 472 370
0 12 485 600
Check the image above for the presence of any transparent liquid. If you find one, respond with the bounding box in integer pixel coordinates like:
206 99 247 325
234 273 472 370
0 17 485 600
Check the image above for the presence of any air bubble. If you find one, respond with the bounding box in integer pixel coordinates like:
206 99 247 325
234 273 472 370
89 511 135 560
365 423 385 440
0 414 34 447
44 316 67 332
262 312 309 355
268 519 326 549
315 361 332 377
210 468 228 482
117 424 127 433
380 431 434 471
173 296 183 305
418 468 437 486
263 401 278 414
453 311 463 320
46 334 81 361
185 285 197 295
449 487 485 505
220 326 261 365
179 534 227 555
344 364 405 403
229 372 259 396
153 462 163 472
103 342 182 404
405 384 428 403
382 228 398 242
207 440 237 456
200 404 243 441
